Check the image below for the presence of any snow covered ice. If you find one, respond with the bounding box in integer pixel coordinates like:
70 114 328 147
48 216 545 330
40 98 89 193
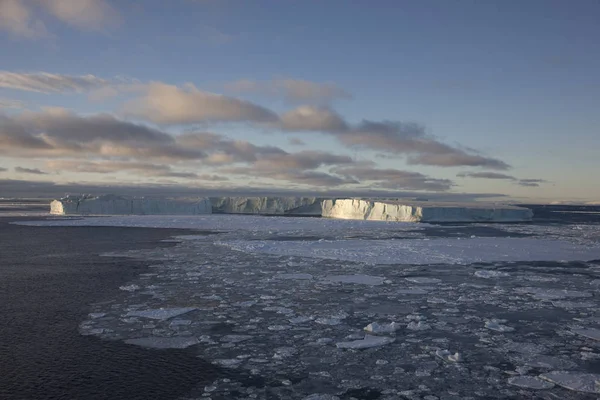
19 214 600 399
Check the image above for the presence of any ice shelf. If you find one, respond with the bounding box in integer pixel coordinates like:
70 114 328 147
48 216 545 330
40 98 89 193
321 199 533 222
50 194 212 215
210 196 323 215
49 194 534 222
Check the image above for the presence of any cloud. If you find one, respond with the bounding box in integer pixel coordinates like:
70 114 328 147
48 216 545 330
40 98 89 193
407 153 510 169
222 167 358 187
226 78 351 104
45 160 225 180
176 132 286 163
40 0 121 31
0 71 109 93
518 179 547 187
0 0 119 39
0 0 48 38
0 109 205 160
334 166 454 191
123 82 279 125
278 113 510 170
14 166 47 174
457 172 517 180
0 98 25 109
288 137 305 146
280 106 348 132
0 178 508 201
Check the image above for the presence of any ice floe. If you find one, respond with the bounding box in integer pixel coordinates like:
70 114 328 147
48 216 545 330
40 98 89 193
124 307 196 320
507 376 554 389
322 274 386 285
364 322 400 334
124 336 199 349
539 371 600 394
572 328 600 341
335 335 395 349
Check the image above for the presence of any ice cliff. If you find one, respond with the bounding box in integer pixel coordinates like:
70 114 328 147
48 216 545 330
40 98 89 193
50 194 212 215
50 195 533 222
321 199 533 222
210 197 323 216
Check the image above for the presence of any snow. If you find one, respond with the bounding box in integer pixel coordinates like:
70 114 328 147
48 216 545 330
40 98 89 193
335 335 395 349
435 349 462 362
210 196 323 215
124 307 196 320
322 199 533 222
364 322 400 334
50 194 211 215
539 371 600 394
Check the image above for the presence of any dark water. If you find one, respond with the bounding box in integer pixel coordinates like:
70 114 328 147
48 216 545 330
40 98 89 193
0 217 223 400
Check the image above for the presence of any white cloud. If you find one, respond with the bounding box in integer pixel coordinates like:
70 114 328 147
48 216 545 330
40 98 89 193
226 78 351 104
0 0 119 39
0 98 25 109
0 0 48 38
0 70 108 93
39 0 120 31
123 82 279 124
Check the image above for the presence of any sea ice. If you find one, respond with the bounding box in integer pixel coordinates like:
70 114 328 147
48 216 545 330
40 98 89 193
485 320 515 332
515 287 592 300
572 328 600 341
397 288 429 295
407 321 431 331
220 335 253 343
119 284 141 292
364 322 400 334
124 336 199 349
507 376 554 389
276 273 313 280
435 349 462 362
515 355 577 369
336 335 395 349
323 275 386 285
539 371 600 394
474 270 509 278
125 307 196 320
405 277 441 284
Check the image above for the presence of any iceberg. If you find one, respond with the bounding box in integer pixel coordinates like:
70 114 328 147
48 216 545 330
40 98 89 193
210 196 323 215
321 199 533 223
50 194 212 215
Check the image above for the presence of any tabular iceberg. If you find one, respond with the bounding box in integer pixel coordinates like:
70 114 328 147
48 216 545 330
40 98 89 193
50 194 212 215
210 196 323 216
321 199 533 222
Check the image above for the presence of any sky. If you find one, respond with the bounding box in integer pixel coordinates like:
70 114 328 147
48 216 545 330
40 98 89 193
1 0 599 203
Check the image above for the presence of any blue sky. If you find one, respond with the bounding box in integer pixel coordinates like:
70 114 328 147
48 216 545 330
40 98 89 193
1 0 599 202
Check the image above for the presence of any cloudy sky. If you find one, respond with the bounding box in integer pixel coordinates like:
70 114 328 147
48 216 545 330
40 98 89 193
1 0 599 202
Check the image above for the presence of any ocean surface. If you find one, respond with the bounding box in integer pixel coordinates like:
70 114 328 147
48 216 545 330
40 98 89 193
0 217 223 400
1 202 600 399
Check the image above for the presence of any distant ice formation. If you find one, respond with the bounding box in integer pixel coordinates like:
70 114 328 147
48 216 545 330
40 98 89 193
322 199 533 222
50 194 211 215
210 196 323 215
49 194 534 222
